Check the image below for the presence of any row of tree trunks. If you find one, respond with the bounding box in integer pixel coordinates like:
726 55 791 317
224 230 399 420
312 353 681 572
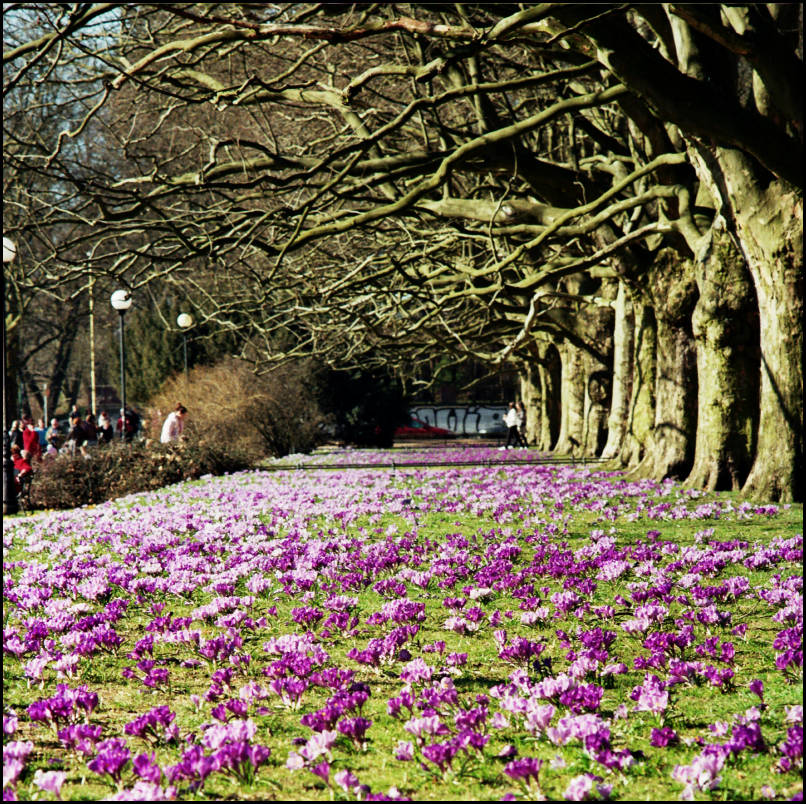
517 190 800 502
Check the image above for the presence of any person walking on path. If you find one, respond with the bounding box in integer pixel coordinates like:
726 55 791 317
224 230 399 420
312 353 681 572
34 418 47 449
504 402 526 449
117 407 141 442
160 404 187 444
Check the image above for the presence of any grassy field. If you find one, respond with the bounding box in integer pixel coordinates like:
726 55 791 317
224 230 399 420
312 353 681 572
3 452 803 801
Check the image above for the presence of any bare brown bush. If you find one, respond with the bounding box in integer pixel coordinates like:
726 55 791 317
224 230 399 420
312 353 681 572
146 358 326 459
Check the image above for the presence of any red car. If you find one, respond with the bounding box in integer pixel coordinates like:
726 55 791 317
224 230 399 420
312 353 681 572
394 417 455 439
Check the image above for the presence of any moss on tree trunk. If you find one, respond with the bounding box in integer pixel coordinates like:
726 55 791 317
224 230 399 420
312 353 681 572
620 301 656 467
518 359 542 446
602 282 634 462
631 251 697 480
554 340 585 456
692 146 803 502
685 228 758 491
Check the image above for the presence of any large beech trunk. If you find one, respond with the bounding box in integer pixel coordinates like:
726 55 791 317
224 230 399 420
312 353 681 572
582 357 609 457
554 340 585 455
630 251 698 480
581 304 614 457
601 281 634 461
685 228 758 491
519 360 541 446
740 212 803 501
620 300 656 467
536 342 561 451
693 147 803 501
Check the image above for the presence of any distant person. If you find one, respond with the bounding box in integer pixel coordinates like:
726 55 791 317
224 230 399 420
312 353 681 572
8 420 24 450
117 407 141 442
34 418 48 449
65 413 88 456
504 402 526 449
11 446 33 494
447 407 457 433
83 412 98 446
22 419 42 462
97 411 114 444
160 404 187 444
46 418 64 451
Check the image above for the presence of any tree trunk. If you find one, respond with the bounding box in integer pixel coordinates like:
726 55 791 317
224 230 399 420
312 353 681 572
739 190 803 502
620 300 656 467
602 282 634 461
632 250 698 480
554 340 585 456
581 299 614 457
691 146 803 502
685 227 758 491
519 358 541 446
536 342 561 451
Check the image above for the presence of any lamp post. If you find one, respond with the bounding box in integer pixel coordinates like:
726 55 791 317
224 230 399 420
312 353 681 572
110 289 132 441
3 237 18 514
176 312 193 381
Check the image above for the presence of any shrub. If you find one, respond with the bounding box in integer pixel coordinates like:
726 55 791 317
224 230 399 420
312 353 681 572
31 440 250 511
146 358 326 459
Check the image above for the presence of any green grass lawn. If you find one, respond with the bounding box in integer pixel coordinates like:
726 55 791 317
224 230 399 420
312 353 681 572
3 464 803 801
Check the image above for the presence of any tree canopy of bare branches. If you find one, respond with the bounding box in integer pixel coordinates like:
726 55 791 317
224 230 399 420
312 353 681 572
3 4 802 500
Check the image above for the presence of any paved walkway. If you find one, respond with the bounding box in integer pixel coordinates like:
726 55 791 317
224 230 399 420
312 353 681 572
262 441 605 472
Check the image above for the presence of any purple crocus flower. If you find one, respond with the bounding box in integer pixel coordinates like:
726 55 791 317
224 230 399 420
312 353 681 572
504 756 543 783
749 679 764 701
650 726 678 747
33 769 67 798
87 738 131 786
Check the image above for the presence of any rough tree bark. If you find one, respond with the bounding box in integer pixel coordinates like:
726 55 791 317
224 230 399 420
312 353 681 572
620 300 657 467
581 296 615 457
685 226 759 490
688 145 802 501
601 281 634 461
536 342 561 451
631 250 698 480
554 340 586 456
519 357 542 447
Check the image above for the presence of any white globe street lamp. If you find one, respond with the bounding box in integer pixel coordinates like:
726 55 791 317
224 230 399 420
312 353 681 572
176 313 193 380
110 290 133 440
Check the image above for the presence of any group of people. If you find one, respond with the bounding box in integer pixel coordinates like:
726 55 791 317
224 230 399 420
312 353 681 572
8 408 142 490
503 400 528 449
8 403 186 498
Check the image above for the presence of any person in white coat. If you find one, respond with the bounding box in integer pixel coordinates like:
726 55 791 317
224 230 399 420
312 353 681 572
160 404 187 443
504 402 526 449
